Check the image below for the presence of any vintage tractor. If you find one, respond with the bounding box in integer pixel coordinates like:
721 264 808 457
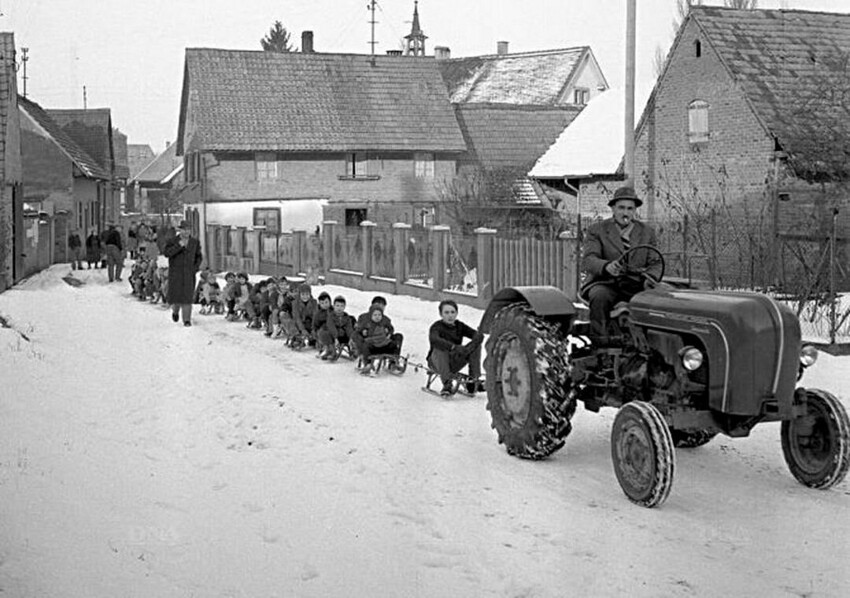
480 246 850 507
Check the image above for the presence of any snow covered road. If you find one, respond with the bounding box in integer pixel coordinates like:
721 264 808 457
1 265 848 597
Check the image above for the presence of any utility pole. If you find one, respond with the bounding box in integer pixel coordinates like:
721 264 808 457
624 0 636 191
20 47 28 97
367 0 378 56
82 85 87 109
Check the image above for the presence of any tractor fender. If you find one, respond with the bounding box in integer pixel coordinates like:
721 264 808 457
479 286 576 334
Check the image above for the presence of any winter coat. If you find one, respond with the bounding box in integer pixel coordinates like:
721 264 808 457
292 297 318 334
321 311 355 340
428 320 479 355
103 228 123 250
68 233 82 249
163 236 203 304
580 218 661 293
85 234 101 262
355 313 395 348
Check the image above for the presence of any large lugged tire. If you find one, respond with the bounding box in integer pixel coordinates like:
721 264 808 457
671 428 718 448
781 389 850 489
611 401 676 508
484 303 575 460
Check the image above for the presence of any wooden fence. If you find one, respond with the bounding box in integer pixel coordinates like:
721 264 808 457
205 221 580 309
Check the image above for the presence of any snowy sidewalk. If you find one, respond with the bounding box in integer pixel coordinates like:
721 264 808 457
1 265 849 597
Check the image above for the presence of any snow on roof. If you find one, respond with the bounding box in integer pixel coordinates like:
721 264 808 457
530 88 648 179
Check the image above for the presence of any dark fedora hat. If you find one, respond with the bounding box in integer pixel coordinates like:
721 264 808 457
608 186 643 208
177 219 191 230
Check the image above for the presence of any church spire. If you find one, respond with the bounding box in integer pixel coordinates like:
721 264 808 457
404 1 427 56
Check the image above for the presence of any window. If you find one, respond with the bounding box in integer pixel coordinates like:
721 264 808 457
255 152 278 181
78 202 83 229
414 152 435 179
186 153 194 182
695 39 702 58
253 207 281 233
688 100 710 144
573 88 590 105
345 208 367 227
343 152 379 179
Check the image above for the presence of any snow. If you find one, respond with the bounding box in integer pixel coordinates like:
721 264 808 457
530 87 650 179
1 264 849 597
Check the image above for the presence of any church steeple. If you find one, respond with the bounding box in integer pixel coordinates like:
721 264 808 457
404 1 427 57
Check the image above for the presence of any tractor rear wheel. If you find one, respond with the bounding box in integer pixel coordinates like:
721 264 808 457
671 428 718 448
611 401 676 508
484 303 575 460
781 389 850 489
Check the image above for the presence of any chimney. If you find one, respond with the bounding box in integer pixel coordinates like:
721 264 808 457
386 49 403 56
434 46 451 60
302 31 314 53
497 41 509 56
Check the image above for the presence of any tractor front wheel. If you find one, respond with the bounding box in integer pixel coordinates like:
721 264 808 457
484 303 575 460
611 401 676 508
781 389 850 489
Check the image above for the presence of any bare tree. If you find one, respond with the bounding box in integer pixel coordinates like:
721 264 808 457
724 0 758 8
653 45 668 78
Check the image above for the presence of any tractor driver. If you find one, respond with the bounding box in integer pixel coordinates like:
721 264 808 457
581 186 662 337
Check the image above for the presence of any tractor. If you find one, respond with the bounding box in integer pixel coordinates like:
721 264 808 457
479 246 850 507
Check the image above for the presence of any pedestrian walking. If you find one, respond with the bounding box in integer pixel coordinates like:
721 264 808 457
163 220 203 326
103 222 124 282
68 231 83 270
85 229 101 269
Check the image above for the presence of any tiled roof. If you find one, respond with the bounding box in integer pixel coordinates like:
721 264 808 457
128 144 155 179
438 47 588 105
455 104 581 171
47 108 114 176
177 49 467 154
112 128 130 180
132 142 183 185
693 6 850 173
18 97 109 180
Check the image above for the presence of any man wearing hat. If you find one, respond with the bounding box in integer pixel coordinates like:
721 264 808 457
102 222 124 282
581 186 662 337
163 220 204 326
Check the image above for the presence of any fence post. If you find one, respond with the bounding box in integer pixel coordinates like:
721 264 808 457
559 230 579 297
206 225 217 271
293 230 307 276
431 225 450 298
475 227 497 302
236 226 246 272
323 221 337 272
360 221 376 283
250 229 261 274
393 223 411 295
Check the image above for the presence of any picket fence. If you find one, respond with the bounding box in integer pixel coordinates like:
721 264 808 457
204 221 580 309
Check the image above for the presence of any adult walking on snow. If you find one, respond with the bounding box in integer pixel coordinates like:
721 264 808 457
164 220 203 327
68 231 83 270
85 228 101 269
103 222 124 282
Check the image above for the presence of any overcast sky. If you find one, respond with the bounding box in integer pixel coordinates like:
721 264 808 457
3 0 847 153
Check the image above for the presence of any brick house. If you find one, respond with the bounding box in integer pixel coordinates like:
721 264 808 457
18 96 110 265
176 45 467 250
46 108 121 230
634 5 850 234
0 32 22 292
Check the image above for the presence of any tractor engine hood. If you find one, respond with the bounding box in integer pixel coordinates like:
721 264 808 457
627 289 802 417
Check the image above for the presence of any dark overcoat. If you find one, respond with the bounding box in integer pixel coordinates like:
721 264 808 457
164 236 203 305
581 218 662 292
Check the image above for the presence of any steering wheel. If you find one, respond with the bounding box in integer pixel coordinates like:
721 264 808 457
617 244 665 286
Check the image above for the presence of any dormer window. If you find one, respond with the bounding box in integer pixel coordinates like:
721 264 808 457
688 100 710 144
574 88 590 105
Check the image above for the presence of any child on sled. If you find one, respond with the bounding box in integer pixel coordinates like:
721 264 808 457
427 299 484 396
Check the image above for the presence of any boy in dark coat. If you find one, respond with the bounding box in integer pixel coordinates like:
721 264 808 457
428 299 484 395
354 302 404 369
285 283 318 346
316 295 356 359
163 220 204 326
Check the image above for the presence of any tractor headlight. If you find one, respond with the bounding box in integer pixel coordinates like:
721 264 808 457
800 345 818 368
680 346 704 371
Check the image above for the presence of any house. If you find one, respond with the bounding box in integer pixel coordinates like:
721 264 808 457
128 144 155 179
18 96 110 266
128 141 183 221
634 5 850 234
176 42 467 247
0 32 23 292
47 108 121 229
435 44 608 233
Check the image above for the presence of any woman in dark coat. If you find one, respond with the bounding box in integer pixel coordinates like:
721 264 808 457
163 220 204 326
